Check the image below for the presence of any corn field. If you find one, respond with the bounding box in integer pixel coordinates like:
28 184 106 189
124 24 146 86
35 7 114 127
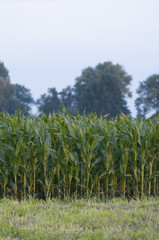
0 111 159 200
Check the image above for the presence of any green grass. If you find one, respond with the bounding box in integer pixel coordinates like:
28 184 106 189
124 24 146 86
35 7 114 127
0 197 159 240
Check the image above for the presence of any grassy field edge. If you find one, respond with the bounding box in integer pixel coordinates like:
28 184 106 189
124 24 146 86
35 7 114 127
0 197 159 240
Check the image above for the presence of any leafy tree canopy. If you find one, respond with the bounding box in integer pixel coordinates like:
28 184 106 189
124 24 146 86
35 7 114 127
36 88 62 114
13 84 34 114
74 62 132 117
0 77 16 113
0 61 10 80
59 86 76 114
135 74 159 117
0 61 34 114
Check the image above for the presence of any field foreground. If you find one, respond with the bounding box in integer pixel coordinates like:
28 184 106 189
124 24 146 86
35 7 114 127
0 197 159 240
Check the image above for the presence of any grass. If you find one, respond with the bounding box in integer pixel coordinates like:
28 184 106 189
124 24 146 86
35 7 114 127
0 197 159 240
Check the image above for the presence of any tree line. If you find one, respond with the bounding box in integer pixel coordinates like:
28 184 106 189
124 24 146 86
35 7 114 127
0 61 158 118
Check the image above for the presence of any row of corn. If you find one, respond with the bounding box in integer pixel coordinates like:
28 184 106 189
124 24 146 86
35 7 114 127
0 111 158 200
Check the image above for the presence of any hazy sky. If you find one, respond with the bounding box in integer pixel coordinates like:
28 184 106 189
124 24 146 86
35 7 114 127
0 0 159 116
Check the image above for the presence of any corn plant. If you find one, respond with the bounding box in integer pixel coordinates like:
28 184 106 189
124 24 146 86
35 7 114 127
0 111 158 200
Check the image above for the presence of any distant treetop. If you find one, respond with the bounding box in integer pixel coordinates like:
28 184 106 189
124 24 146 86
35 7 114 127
135 74 159 117
0 61 10 80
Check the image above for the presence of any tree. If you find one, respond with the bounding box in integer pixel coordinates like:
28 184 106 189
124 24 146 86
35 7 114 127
36 88 62 114
0 61 34 114
13 84 34 114
0 77 16 113
74 62 132 117
59 86 76 114
135 74 159 117
0 78 34 114
0 61 10 80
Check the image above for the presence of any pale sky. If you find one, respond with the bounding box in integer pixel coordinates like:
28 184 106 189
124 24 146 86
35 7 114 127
0 0 159 116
